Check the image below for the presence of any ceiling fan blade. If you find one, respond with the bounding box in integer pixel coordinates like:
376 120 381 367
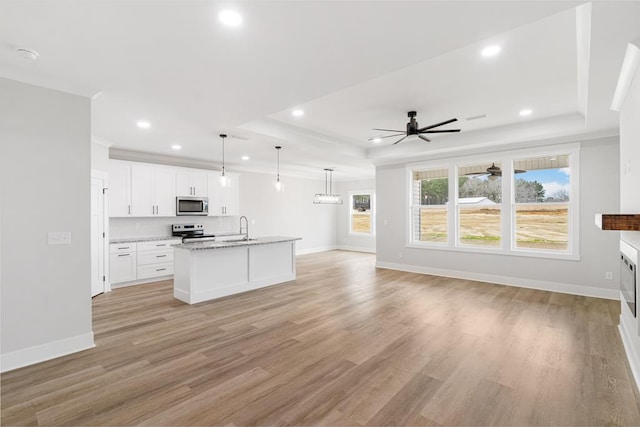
421 129 461 134
515 169 527 174
373 128 405 133
418 135 431 142
392 136 408 145
465 172 488 177
376 133 406 139
418 118 458 132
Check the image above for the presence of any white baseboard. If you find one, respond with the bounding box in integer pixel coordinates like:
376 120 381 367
296 245 337 255
111 274 173 289
335 245 376 254
375 261 620 300
620 317 640 392
1 332 95 373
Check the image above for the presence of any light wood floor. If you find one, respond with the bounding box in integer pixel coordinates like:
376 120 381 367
2 250 640 426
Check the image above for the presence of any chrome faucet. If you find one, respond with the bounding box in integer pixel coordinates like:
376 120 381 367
239 216 249 241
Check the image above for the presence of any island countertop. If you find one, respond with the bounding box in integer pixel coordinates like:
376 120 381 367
172 236 301 250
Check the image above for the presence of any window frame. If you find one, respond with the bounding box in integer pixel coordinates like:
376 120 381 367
349 190 376 236
406 144 580 260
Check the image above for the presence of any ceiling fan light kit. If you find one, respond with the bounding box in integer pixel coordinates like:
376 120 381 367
372 111 461 145
313 168 343 204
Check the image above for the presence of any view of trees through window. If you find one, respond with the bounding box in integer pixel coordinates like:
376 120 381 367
414 169 448 243
514 155 570 250
411 153 572 253
457 164 502 247
350 193 372 234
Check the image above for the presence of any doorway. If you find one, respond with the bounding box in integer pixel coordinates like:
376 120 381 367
91 171 108 297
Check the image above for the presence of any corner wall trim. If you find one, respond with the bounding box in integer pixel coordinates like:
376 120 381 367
375 261 619 300
620 319 640 393
0 332 95 373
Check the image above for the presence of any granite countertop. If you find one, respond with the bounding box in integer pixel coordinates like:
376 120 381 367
172 236 302 250
110 236 182 244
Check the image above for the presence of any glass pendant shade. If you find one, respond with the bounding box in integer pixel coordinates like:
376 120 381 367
274 146 284 192
219 133 229 187
313 168 343 204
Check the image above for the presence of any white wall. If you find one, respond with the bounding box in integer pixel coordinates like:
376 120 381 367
0 78 94 372
335 179 376 253
91 140 110 172
239 172 337 254
376 137 620 299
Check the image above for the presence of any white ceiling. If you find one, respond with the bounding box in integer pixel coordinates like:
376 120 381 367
1 1 639 180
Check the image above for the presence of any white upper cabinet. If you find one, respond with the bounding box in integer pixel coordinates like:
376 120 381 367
108 160 237 218
108 164 132 217
176 170 208 197
208 172 240 216
131 165 176 217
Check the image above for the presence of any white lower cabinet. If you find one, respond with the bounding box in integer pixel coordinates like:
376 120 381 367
110 239 179 287
110 243 137 283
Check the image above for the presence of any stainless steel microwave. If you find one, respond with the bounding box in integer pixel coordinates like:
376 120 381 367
176 196 209 216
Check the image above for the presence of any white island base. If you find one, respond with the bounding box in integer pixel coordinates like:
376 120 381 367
173 237 300 304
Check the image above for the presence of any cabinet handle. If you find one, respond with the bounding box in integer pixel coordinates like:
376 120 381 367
156 254 167 258
117 246 130 250
156 244 167 247
128 205 131 215
118 254 130 257
156 268 167 272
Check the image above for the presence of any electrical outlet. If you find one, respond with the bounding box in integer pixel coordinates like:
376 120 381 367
605 272 613 280
398 251 403 258
383 219 388 226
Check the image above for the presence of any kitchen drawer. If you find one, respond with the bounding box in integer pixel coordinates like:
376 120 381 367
137 240 180 252
137 249 174 266
110 242 137 254
137 261 174 279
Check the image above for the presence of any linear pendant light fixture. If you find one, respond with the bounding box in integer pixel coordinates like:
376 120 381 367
274 146 284 192
219 133 229 187
313 168 342 204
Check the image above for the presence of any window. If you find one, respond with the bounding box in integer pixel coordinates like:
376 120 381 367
407 145 579 259
513 155 570 251
457 162 502 247
350 192 374 235
411 168 448 243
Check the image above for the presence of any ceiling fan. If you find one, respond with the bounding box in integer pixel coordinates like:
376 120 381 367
372 111 461 144
465 163 526 178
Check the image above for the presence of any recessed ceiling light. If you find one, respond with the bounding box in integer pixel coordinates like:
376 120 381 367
16 48 39 60
241 155 250 161
219 10 242 27
292 109 304 117
481 45 501 57
519 109 533 117
171 144 181 150
371 138 382 143
136 120 151 129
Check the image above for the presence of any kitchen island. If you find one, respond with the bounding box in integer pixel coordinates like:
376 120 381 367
172 236 301 304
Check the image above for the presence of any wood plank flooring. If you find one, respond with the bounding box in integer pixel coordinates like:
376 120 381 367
2 250 640 426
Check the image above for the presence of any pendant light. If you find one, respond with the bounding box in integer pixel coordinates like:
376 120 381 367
313 168 343 204
274 146 284 192
219 133 229 187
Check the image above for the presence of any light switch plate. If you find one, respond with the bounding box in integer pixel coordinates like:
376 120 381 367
48 231 72 245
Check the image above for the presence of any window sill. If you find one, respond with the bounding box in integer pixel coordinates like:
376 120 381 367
405 243 580 261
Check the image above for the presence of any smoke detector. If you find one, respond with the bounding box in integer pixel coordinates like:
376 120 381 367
16 48 39 61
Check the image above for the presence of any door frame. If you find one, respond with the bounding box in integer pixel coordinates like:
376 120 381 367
91 170 111 294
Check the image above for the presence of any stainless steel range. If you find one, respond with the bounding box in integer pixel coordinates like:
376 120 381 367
172 224 216 243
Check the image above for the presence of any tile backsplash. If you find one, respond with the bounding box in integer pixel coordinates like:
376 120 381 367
110 216 238 239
